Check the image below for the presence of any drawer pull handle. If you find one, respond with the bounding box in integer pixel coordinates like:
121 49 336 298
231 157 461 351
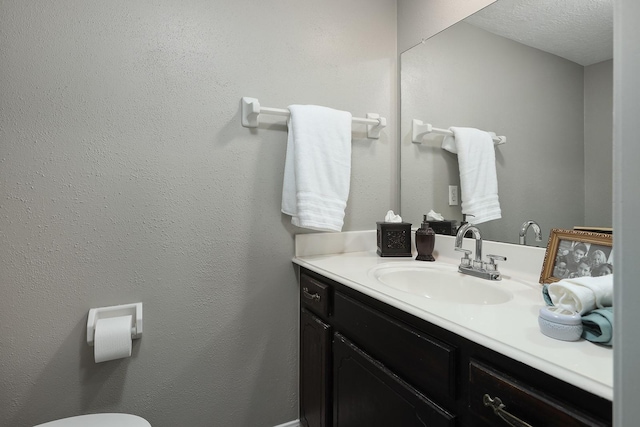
483 394 533 427
302 287 321 302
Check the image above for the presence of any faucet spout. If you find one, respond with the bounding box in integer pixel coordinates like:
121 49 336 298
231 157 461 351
519 220 542 245
455 223 483 261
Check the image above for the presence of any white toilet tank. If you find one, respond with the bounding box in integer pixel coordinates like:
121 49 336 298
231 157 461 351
34 413 151 427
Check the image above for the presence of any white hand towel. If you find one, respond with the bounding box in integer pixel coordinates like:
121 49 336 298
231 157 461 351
282 105 352 232
442 127 501 224
548 275 613 315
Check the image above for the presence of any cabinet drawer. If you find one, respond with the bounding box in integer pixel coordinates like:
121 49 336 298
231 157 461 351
469 360 609 427
301 273 332 319
333 291 456 403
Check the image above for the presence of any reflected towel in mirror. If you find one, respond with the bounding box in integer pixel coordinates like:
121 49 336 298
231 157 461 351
442 127 501 224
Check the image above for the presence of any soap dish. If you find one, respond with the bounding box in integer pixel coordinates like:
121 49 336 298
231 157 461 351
538 306 583 341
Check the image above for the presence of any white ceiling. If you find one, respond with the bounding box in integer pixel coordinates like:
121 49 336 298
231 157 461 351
465 0 613 66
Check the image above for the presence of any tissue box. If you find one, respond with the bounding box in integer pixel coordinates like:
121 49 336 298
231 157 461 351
429 220 458 236
376 222 412 257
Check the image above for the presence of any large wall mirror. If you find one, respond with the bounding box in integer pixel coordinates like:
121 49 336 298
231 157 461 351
400 0 613 246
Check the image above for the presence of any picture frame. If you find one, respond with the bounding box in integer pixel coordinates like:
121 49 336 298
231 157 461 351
539 228 613 284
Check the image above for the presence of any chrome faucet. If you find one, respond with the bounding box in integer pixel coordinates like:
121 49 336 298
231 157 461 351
455 223 483 264
455 223 506 281
519 220 542 245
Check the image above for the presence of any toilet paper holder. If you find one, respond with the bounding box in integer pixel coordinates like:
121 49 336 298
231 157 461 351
87 302 143 346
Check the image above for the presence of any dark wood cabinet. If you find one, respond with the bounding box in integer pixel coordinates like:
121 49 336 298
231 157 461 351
333 291 456 405
298 267 612 427
300 308 332 427
333 333 455 427
468 360 608 427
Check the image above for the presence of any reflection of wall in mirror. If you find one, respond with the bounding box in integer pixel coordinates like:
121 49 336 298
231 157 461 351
584 61 613 226
400 21 613 245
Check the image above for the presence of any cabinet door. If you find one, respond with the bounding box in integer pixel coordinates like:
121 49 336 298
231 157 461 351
333 291 456 404
333 333 455 427
300 308 332 427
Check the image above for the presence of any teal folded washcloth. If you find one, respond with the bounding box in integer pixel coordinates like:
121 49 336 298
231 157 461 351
581 307 613 346
542 284 553 306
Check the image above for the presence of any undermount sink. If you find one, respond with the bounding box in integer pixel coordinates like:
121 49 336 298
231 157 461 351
369 263 513 305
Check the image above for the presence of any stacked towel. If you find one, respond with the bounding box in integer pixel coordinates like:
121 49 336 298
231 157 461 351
282 105 352 232
441 127 501 224
542 277 614 346
581 307 613 346
548 275 613 315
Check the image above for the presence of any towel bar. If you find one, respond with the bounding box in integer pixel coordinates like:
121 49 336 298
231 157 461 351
412 119 506 145
241 97 387 139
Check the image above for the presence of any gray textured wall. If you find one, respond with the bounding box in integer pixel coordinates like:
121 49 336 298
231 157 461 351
400 22 586 244
0 1 397 425
584 60 613 227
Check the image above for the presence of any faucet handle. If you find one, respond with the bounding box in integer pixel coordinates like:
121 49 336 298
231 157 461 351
486 254 507 271
455 247 472 267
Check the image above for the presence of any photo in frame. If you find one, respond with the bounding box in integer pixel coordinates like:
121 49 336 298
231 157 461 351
539 228 613 284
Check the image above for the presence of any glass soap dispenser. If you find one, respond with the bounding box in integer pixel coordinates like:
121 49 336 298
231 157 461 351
415 215 436 261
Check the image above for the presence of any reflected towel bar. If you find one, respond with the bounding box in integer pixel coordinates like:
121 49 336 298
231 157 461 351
241 97 387 139
412 119 506 145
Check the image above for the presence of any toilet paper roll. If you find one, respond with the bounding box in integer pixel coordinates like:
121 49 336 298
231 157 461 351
94 315 132 363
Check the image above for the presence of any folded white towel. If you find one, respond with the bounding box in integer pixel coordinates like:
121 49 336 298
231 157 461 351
548 275 613 315
442 127 501 224
281 105 352 232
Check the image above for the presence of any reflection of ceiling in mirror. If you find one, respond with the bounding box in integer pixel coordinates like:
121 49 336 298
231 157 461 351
465 0 613 66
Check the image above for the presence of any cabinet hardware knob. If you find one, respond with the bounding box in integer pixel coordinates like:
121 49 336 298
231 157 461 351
302 287 321 302
483 394 533 427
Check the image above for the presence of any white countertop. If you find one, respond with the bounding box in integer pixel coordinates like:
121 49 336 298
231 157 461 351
293 230 613 401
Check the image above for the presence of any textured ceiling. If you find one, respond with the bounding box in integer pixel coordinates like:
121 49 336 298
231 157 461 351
465 0 613 66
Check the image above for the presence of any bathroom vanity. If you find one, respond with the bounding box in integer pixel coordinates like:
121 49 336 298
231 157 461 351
294 231 612 427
